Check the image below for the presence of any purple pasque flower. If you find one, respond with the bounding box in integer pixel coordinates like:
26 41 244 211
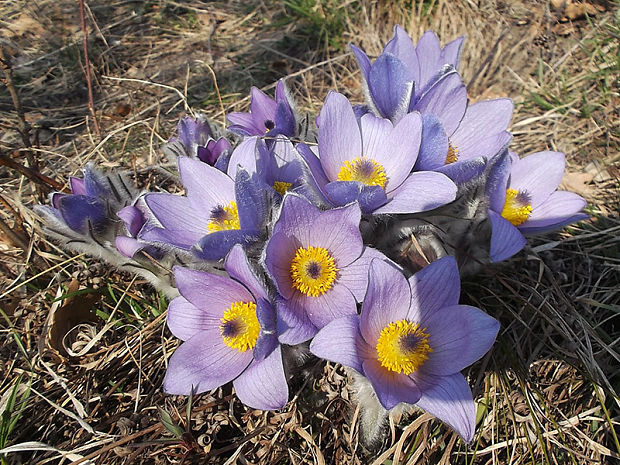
263 194 388 345
308 91 456 214
164 244 288 410
310 256 499 442
43 163 131 235
350 26 464 123
115 198 164 259
486 151 588 262
227 80 296 138
165 116 232 170
415 98 514 185
140 157 269 261
226 135 322 202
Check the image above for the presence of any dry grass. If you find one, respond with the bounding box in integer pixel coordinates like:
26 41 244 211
0 0 618 464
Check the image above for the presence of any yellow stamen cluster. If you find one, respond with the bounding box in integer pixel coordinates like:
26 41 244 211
290 246 338 297
273 181 292 195
376 320 432 375
501 188 533 226
220 301 260 352
445 142 459 164
337 157 388 189
207 201 241 233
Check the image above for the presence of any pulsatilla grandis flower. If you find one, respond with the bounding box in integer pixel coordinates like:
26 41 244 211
140 157 268 260
164 245 288 410
307 91 456 214
415 98 513 185
486 151 588 262
164 116 232 170
227 79 296 138
351 26 464 123
39 163 134 237
310 257 499 442
264 194 387 344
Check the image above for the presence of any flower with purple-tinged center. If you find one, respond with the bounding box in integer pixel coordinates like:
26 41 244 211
140 157 269 261
307 91 456 214
412 96 513 186
164 244 288 410
263 194 389 344
310 256 499 442
227 80 296 139
226 135 321 201
486 150 588 262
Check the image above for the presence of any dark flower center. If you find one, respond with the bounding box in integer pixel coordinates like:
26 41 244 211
221 319 241 338
264 119 275 130
305 261 321 279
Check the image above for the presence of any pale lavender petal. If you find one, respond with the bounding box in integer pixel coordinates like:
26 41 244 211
440 36 465 69
360 258 411 345
374 171 456 214
368 53 414 121
363 358 422 410
415 114 449 171
173 266 253 314
318 92 362 181
276 294 318 344
310 314 364 373
337 246 390 301
509 151 565 206
233 346 288 410
70 177 86 195
488 209 526 262
524 191 587 226
163 327 252 395
117 205 144 237
414 72 467 135
455 131 512 163
520 213 588 235
309 202 362 267
115 236 144 258
272 194 322 245
227 136 259 179
297 143 330 193
250 86 277 128
416 31 442 90
360 112 422 190
142 193 207 248
421 304 499 375
350 44 372 80
225 244 268 301
167 296 218 341
407 256 460 323
451 99 513 152
303 283 357 329
264 231 298 299
178 157 235 212
384 25 420 83
227 112 262 136
414 373 475 442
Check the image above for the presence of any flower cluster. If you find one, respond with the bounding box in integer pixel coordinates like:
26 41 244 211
36 26 587 446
